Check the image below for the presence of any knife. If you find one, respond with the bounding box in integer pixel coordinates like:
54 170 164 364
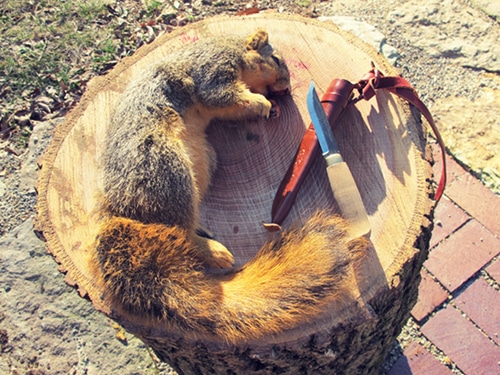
307 81 370 239
266 79 356 231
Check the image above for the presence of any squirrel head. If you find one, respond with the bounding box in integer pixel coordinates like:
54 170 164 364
242 30 291 97
245 30 273 56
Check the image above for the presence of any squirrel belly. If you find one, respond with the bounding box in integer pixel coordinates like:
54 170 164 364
95 211 367 343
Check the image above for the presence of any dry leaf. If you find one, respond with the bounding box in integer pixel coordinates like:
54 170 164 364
237 7 260 16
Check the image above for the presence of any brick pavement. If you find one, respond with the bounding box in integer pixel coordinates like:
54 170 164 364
386 144 500 374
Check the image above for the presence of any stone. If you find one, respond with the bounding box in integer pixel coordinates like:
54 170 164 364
19 119 59 191
0 220 162 373
471 0 500 19
431 81 500 195
319 16 400 65
387 0 500 72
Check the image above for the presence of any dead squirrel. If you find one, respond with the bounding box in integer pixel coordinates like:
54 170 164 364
94 30 367 343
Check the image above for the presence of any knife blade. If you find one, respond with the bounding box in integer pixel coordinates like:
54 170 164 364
307 81 370 239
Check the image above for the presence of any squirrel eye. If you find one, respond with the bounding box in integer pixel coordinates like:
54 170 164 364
271 55 281 67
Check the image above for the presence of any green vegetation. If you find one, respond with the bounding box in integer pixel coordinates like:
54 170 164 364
144 0 164 17
295 0 311 8
0 0 175 147
1 0 115 101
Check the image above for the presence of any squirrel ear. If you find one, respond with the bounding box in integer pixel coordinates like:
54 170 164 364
246 29 271 52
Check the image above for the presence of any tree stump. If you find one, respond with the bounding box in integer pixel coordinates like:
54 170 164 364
36 14 435 375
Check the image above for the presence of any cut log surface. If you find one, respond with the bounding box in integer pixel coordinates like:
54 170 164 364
36 14 435 375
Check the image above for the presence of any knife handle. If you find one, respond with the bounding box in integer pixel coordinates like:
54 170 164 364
326 162 371 239
269 79 355 227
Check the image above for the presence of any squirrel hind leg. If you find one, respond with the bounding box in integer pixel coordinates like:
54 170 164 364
191 233 235 269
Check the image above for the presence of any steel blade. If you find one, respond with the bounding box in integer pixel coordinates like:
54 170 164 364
307 81 340 157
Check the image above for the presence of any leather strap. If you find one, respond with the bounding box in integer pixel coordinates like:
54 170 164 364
354 65 446 201
268 65 446 228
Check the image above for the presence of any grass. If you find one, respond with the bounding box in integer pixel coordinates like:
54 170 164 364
144 0 165 17
1 0 111 96
0 0 174 147
295 0 311 8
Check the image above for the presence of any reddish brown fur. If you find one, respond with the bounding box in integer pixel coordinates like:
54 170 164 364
94 211 367 343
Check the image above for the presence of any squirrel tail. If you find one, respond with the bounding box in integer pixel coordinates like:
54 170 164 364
95 211 367 343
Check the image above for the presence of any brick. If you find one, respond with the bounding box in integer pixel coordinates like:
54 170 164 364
455 278 500 345
425 219 500 292
431 143 468 187
430 195 469 248
486 259 500 284
445 171 500 236
387 342 453 375
421 305 500 375
411 269 449 322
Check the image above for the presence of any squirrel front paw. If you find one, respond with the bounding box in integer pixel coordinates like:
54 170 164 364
241 91 273 118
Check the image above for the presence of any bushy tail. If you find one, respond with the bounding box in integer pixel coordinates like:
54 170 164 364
94 211 367 343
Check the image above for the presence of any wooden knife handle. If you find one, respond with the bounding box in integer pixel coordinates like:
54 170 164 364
326 162 371 239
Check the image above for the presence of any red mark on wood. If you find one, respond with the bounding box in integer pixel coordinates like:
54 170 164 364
179 34 199 45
